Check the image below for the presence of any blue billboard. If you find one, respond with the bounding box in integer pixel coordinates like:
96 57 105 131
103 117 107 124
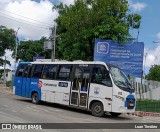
94 39 144 77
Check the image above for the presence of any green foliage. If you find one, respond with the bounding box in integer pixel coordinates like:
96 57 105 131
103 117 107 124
0 25 16 65
16 37 51 62
6 81 13 87
145 65 160 81
53 0 142 61
136 99 160 113
0 69 11 78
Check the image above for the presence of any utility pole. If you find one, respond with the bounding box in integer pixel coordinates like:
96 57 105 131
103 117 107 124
14 27 20 72
50 26 56 62
3 56 6 88
43 26 57 62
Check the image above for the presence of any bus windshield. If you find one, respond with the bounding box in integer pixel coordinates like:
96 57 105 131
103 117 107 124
108 65 134 92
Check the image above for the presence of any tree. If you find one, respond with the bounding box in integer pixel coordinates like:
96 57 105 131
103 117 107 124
16 37 50 62
53 0 141 61
0 69 11 79
145 65 160 81
0 26 16 65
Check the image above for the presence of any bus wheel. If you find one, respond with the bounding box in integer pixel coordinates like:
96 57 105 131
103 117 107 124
110 112 121 117
91 102 104 117
32 92 39 104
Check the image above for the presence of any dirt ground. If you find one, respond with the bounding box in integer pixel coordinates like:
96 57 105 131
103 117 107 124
0 84 13 94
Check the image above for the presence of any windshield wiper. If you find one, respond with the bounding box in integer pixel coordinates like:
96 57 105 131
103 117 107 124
116 81 134 89
115 80 127 87
125 81 134 89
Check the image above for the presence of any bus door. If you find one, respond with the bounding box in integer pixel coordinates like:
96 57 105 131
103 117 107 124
22 65 32 97
70 65 91 108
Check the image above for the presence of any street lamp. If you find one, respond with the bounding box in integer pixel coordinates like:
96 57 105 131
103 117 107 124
31 50 45 57
14 27 20 72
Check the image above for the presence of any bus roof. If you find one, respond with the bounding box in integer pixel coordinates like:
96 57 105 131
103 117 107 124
18 61 120 69
19 61 108 65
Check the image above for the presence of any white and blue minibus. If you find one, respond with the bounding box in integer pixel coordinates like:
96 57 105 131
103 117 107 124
13 61 136 117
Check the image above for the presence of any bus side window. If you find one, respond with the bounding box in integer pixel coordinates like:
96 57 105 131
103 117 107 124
42 64 57 79
23 66 29 77
57 65 72 81
32 65 44 78
16 64 27 77
91 66 112 87
72 68 82 90
81 67 90 91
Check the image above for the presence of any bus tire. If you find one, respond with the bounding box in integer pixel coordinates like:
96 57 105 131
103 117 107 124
91 101 104 117
31 92 39 104
110 112 121 117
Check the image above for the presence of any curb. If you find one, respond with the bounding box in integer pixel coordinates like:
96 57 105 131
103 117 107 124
125 111 160 117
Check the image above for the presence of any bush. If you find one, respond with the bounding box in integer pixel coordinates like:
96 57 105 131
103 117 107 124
136 99 160 113
6 81 12 87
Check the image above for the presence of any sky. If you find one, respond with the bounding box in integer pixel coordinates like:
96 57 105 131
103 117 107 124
0 0 159 76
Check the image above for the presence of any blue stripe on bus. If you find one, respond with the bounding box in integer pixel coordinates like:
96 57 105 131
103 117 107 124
29 78 41 100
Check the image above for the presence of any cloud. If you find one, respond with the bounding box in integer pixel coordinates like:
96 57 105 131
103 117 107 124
129 0 147 12
156 32 160 41
0 0 59 40
146 32 160 68
0 0 75 70
145 53 155 67
0 0 60 70
144 45 160 68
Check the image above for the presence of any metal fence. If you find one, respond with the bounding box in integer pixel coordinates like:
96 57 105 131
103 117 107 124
131 79 160 100
131 79 160 113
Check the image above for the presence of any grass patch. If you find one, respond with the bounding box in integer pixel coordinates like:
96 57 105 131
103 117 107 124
136 99 160 113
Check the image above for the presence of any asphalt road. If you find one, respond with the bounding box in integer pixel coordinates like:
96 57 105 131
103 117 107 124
0 90 159 132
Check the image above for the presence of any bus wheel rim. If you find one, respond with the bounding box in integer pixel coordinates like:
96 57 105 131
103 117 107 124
94 105 101 113
33 94 37 102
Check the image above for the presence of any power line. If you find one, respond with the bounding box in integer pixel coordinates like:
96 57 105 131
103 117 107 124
0 12 51 28
0 8 53 27
0 14 50 29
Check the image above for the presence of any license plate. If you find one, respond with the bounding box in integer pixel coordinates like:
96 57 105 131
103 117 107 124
129 104 134 106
